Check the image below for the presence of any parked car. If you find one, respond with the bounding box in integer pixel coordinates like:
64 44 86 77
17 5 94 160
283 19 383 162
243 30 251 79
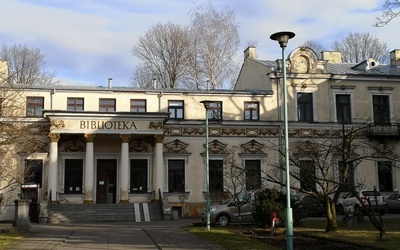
202 193 254 226
297 195 325 216
337 190 386 215
386 193 400 213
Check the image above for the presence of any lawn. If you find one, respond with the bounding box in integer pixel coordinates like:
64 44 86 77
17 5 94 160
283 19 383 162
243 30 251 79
0 232 23 250
186 217 400 250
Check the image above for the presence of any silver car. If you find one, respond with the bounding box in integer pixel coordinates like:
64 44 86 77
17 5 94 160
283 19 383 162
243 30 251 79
386 193 400 213
202 193 254 226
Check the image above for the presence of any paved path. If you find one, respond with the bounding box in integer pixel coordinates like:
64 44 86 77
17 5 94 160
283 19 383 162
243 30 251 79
2 220 221 250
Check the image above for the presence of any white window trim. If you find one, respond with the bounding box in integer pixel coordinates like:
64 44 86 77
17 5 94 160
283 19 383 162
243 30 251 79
294 86 317 122
332 89 354 123
240 155 266 190
164 156 189 193
375 160 396 192
129 155 152 193
369 90 393 123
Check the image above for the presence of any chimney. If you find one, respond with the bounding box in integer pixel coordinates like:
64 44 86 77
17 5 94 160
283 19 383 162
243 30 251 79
108 78 112 89
152 77 157 89
0 60 8 84
321 51 342 63
390 49 400 66
244 46 256 61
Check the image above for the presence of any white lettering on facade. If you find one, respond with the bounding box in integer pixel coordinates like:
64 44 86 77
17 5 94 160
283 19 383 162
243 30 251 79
79 121 138 130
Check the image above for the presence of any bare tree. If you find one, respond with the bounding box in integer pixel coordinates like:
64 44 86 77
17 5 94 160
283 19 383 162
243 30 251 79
332 32 389 63
264 125 399 232
189 2 240 89
131 22 191 88
0 56 49 214
300 39 326 59
375 0 400 27
1 44 56 85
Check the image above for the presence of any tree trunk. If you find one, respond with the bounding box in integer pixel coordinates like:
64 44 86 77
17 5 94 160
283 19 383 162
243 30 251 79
325 200 338 232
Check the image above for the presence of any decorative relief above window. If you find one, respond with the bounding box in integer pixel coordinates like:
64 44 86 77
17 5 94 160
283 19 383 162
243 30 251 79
165 139 189 153
130 140 152 153
60 139 86 152
206 140 227 154
241 139 264 154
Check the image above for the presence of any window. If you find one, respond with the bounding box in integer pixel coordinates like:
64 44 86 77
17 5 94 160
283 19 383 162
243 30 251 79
206 101 222 120
338 161 354 192
378 161 393 191
209 160 223 191
373 95 390 124
25 159 43 187
99 98 116 112
297 93 313 122
336 94 351 124
168 100 184 119
26 97 44 117
67 98 84 111
300 160 315 191
64 159 83 194
130 159 148 193
245 160 261 190
130 99 146 112
244 102 259 120
168 159 185 192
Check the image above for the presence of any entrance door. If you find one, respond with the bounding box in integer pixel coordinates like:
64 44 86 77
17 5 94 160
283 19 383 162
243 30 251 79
96 159 117 204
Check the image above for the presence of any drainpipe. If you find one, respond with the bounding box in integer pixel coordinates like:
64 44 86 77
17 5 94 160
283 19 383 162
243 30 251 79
50 89 56 110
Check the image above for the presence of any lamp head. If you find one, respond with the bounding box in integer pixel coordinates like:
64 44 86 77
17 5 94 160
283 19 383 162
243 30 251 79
200 100 212 109
270 31 295 48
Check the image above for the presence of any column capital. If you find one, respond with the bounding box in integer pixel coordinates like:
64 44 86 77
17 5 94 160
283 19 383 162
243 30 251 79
154 134 164 144
84 134 96 143
49 133 60 142
120 134 131 143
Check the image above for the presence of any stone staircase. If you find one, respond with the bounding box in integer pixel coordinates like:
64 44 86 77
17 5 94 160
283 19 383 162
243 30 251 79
47 202 163 224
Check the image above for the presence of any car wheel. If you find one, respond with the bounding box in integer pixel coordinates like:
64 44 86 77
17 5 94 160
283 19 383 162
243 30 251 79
217 214 230 227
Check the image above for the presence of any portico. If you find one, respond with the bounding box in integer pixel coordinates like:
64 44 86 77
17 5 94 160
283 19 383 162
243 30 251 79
44 110 169 204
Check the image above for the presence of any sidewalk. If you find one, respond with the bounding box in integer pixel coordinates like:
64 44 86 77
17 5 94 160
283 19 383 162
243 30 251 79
2 219 222 250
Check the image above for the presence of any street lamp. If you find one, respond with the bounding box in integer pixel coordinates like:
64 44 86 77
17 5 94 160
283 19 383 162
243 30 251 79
270 31 295 250
200 100 212 231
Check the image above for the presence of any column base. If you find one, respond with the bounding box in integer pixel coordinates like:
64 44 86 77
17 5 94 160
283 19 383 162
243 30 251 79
83 200 94 204
119 200 129 204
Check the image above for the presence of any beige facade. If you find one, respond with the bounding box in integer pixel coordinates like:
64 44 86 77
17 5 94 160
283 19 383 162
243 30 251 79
1 46 400 222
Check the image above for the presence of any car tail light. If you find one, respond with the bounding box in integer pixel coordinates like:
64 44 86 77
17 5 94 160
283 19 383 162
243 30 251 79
361 197 367 204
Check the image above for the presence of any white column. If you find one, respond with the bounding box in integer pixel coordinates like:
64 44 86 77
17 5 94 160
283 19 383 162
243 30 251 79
154 135 164 200
119 134 130 203
48 133 60 203
83 134 95 204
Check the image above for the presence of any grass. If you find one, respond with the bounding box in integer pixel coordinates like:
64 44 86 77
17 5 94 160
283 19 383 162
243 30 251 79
186 217 400 250
0 231 23 250
185 226 280 250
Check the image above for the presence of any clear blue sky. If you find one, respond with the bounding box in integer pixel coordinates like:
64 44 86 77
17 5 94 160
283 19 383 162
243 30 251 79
1 0 397 87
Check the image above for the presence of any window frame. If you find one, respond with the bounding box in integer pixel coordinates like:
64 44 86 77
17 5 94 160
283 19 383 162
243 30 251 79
372 94 391 124
167 159 185 192
299 160 316 191
99 98 116 112
297 92 314 122
335 94 352 124
377 161 393 192
206 101 222 120
209 159 224 191
64 159 84 194
26 96 44 117
168 100 184 119
244 101 259 121
67 97 84 111
244 159 261 191
130 159 149 193
130 99 146 112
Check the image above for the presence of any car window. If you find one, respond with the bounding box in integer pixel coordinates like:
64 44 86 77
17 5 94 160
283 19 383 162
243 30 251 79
362 191 381 196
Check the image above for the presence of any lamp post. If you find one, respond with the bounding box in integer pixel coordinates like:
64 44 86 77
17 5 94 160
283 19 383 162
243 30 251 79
200 100 212 231
270 31 295 250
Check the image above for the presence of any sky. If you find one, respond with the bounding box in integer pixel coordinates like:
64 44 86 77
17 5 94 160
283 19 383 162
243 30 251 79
1 0 399 87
